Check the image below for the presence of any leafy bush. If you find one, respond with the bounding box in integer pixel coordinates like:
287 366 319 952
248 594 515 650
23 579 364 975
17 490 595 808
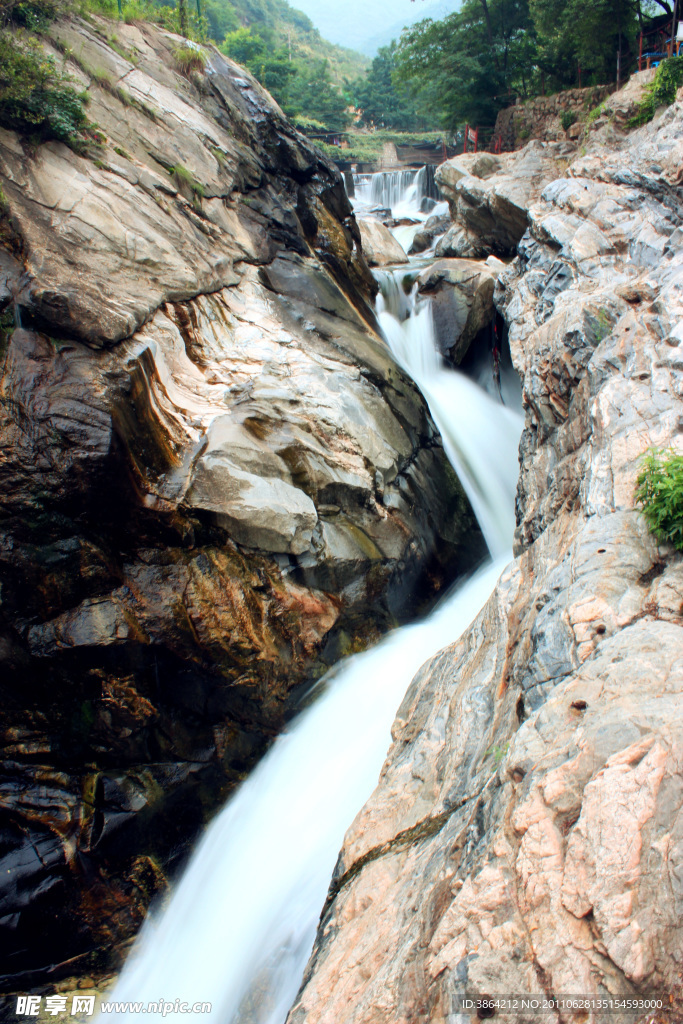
560 109 577 131
635 449 683 552
590 307 613 343
0 31 92 148
0 0 74 30
629 56 683 128
173 43 207 77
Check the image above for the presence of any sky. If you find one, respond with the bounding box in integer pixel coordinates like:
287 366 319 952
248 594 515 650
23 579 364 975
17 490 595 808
290 0 459 55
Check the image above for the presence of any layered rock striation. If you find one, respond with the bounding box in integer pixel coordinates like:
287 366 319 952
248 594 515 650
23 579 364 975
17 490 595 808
289 93 683 1022
435 144 573 260
0 19 482 983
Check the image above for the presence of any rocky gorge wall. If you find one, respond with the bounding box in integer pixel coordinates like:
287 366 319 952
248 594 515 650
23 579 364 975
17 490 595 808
289 90 683 1022
0 18 484 986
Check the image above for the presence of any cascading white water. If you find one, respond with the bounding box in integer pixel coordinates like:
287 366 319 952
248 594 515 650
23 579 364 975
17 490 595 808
353 168 417 213
376 272 522 557
99 267 522 1023
352 166 437 220
352 167 449 255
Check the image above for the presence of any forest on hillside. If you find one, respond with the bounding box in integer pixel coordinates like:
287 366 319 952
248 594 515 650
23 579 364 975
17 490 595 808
1 0 681 155
393 0 680 129
216 0 682 135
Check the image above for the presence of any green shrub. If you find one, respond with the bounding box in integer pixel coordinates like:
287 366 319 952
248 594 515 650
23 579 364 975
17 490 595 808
629 56 683 128
0 30 92 148
590 307 613 343
0 0 74 30
635 449 683 552
173 43 206 77
585 102 606 127
560 109 577 131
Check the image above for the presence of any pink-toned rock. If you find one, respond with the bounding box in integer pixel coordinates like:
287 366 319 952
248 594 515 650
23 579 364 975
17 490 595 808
289 92 683 1024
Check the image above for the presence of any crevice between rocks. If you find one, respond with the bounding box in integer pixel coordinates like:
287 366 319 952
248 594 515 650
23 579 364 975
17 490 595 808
321 769 500 918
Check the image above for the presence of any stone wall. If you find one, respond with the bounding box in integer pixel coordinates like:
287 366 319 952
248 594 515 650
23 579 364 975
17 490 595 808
493 83 614 149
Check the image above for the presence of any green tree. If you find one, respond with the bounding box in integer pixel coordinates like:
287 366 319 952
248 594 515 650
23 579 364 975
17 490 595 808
220 25 267 65
178 0 188 37
396 0 667 128
287 58 350 131
352 41 428 130
202 0 240 43
220 26 295 107
530 0 640 89
395 0 535 129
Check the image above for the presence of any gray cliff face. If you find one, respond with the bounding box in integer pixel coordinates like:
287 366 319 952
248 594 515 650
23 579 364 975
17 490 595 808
0 19 482 983
289 98 683 1022
434 144 572 260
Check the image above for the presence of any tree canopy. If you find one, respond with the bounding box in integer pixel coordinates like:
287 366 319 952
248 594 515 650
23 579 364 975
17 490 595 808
392 0 675 129
219 27 352 130
350 42 430 130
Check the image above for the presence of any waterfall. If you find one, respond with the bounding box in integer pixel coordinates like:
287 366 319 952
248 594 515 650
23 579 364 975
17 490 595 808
352 166 434 220
98 266 523 1023
376 271 521 557
351 167 449 255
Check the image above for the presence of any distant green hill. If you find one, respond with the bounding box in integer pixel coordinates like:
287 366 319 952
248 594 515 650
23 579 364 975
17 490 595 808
202 0 369 84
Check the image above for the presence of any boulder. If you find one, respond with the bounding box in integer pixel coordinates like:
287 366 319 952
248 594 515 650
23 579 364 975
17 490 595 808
408 212 450 255
357 217 409 266
415 258 500 363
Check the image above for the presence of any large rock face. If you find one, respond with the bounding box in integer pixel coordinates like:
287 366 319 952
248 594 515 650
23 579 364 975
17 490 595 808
289 97 683 1023
435 143 571 259
0 18 483 985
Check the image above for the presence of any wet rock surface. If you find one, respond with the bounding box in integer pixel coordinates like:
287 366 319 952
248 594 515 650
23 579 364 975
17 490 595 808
408 212 450 255
0 18 484 985
416 257 500 364
289 95 683 1024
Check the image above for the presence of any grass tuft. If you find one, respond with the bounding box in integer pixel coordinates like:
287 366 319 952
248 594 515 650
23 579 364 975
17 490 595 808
169 163 204 207
172 43 207 78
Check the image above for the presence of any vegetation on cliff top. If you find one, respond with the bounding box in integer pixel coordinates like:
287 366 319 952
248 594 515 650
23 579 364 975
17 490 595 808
0 23 93 148
0 0 371 140
393 0 679 129
629 53 683 124
1 0 681 153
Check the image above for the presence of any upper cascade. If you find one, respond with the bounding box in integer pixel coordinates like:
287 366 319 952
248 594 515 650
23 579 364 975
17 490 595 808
353 165 440 220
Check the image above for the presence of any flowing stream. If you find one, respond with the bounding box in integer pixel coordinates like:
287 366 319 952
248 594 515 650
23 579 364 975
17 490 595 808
99 260 523 1023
